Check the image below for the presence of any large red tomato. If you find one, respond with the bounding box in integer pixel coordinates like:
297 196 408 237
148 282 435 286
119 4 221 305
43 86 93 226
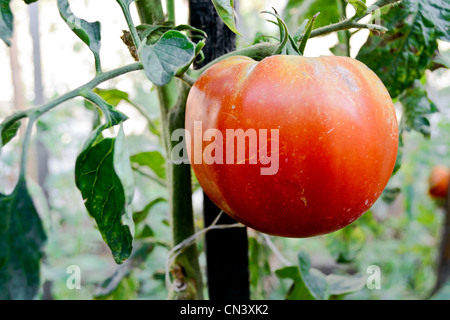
185 55 398 237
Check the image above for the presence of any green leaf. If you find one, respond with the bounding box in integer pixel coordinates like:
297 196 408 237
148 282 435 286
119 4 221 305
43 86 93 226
211 0 241 36
356 0 450 98
0 179 47 299
93 88 129 107
57 0 101 57
330 42 349 56
173 24 208 39
24 0 38 4
139 30 196 86
429 50 450 70
283 0 340 30
130 150 167 185
114 126 135 208
298 12 319 55
327 273 366 297
275 266 309 300
0 0 13 46
325 224 366 263
297 251 329 300
82 88 162 136
83 89 129 130
276 252 365 300
293 19 309 43
177 38 206 76
422 0 450 42
136 224 154 239
94 242 154 300
381 187 401 204
0 120 21 149
399 80 438 139
82 91 128 131
87 86 161 137
133 197 167 224
137 24 172 45
75 125 134 264
275 265 299 279
136 24 206 74
275 251 329 300
96 275 139 300
137 23 198 47
137 23 207 44
262 9 300 56
347 0 367 16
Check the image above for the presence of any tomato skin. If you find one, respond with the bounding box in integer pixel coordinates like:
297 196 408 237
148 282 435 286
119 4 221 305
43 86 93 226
429 165 450 199
185 55 398 237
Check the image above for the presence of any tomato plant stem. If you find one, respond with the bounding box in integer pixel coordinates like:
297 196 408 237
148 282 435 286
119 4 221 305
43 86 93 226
165 82 204 299
178 73 196 87
368 0 401 14
311 19 381 38
310 0 397 38
135 0 165 25
190 42 278 78
117 0 141 52
136 0 204 300
94 52 102 75
166 0 175 23
337 0 351 57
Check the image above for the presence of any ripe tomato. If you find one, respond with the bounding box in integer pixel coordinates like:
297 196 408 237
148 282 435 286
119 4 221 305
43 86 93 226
429 165 450 199
185 55 398 237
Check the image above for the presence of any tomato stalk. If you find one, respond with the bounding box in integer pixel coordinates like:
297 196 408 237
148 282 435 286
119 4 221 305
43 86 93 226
135 0 204 300
135 0 165 25
166 0 175 23
336 0 351 57
164 82 204 299
189 42 278 78
116 0 142 52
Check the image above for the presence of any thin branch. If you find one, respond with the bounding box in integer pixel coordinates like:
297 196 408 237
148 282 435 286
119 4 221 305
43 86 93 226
117 0 142 52
133 166 167 187
303 0 398 39
177 73 196 87
166 0 175 23
367 0 402 15
189 42 278 78
94 52 102 75
19 116 36 180
310 20 387 38
261 233 291 267
0 63 143 130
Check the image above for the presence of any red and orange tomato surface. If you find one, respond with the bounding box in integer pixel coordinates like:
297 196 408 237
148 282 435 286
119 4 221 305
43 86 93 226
429 165 450 199
186 55 399 237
